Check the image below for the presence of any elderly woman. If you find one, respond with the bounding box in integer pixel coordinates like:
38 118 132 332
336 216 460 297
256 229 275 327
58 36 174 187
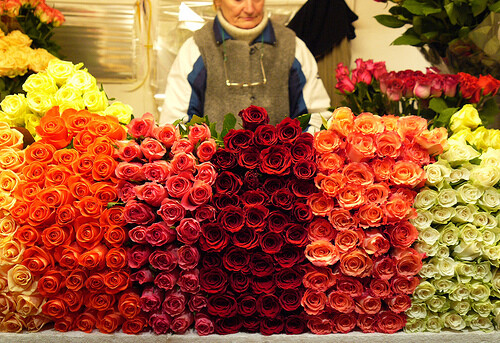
159 0 331 132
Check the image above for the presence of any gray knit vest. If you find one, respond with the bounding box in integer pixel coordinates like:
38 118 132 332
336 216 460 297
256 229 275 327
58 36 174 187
193 20 296 131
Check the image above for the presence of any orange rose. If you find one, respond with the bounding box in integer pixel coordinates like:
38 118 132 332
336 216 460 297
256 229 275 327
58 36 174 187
122 315 148 334
342 162 374 186
87 136 116 157
415 127 448 156
78 244 108 270
317 152 344 174
381 114 399 131
385 222 419 248
66 268 88 291
37 185 73 207
56 244 84 270
328 107 354 137
303 267 336 292
301 288 327 315
371 157 395 182
357 203 385 227
103 270 130 294
390 275 420 295
339 249 373 278
390 161 425 188
346 132 376 162
118 292 141 319
100 206 126 229
328 208 357 231
15 225 41 246
73 130 98 153
307 217 337 242
314 173 344 198
337 184 366 210
362 229 390 257
333 313 356 333
36 107 73 149
365 183 389 204
385 194 415 221
104 226 127 248
61 109 93 133
375 131 402 159
355 294 382 315
313 130 343 154
91 182 118 204
56 204 79 226
22 246 54 275
75 196 104 218
0 147 25 172
353 112 384 135
96 310 124 334
75 217 104 250
397 115 427 140
53 149 80 167
27 200 55 227
307 193 335 216
21 161 46 185
68 175 92 199
54 314 76 332
0 122 23 150
335 229 364 253
307 315 333 334
75 311 98 333
327 291 354 313
10 201 29 224
41 225 74 250
38 270 67 297
400 142 430 166
24 141 55 165
105 247 127 271
44 165 74 188
305 240 339 267
86 292 115 311
14 180 40 202
41 298 68 319
88 115 126 140
92 154 118 181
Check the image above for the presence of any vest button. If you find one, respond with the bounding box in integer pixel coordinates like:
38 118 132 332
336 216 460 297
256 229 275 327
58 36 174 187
250 47 255 55
250 96 256 101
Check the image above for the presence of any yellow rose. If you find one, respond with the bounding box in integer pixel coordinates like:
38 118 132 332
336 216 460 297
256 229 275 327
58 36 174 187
0 313 25 333
0 94 28 126
24 113 42 138
450 104 482 133
66 69 97 92
0 295 17 317
486 129 500 150
28 49 57 73
22 72 58 94
8 265 37 294
27 91 55 115
15 295 44 317
4 30 32 47
46 59 82 86
0 240 24 266
448 127 473 143
83 87 108 112
0 147 24 172
470 126 489 150
25 315 50 332
55 84 84 111
0 124 23 150
0 51 18 78
0 215 18 242
104 101 133 124
0 113 13 127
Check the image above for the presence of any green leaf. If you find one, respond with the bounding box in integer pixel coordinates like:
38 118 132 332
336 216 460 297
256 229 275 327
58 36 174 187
434 107 459 128
220 113 237 138
209 122 218 139
422 31 439 40
392 34 422 46
444 3 459 25
479 98 499 127
429 98 449 113
374 15 406 28
189 115 206 124
422 7 442 15
490 1 500 12
297 113 312 131
403 0 441 15
471 0 488 16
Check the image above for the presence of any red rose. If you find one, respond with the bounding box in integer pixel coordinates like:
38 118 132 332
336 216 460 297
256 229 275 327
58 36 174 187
213 193 241 210
200 223 230 252
252 276 276 294
369 278 392 298
115 162 145 182
260 231 284 254
249 252 275 277
158 198 186 226
279 289 302 311
177 269 200 293
244 204 269 229
267 211 290 233
207 294 238 317
222 247 250 272
271 188 296 210
162 290 187 317
176 218 201 245
122 315 148 334
99 272 127 296
292 202 314 223
139 285 163 312
274 245 305 268
458 72 481 103
123 200 155 225
154 270 179 291
386 294 412 313
188 123 211 144
149 312 172 334
200 268 228 294
357 314 377 333
212 148 237 170
232 227 259 250
215 171 243 195
372 256 396 280
127 245 151 269
170 311 193 334
237 294 257 316
376 310 406 333
217 205 245 233
117 180 136 202
145 222 176 247
276 117 301 143
194 204 216 223
140 137 166 161
237 146 261 169
355 294 382 315
284 315 307 334
85 274 105 293
385 221 419 248
260 145 292 175
230 272 251 293
291 138 314 162
285 223 308 247
308 217 336 242
256 294 280 318
241 190 268 206
149 247 178 272
195 313 215 336
87 292 115 311
253 124 277 146
238 105 270 131
224 129 254 152
171 138 194 154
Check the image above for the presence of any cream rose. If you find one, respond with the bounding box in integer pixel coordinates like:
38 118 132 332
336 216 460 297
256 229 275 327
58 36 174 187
451 204 476 224
0 240 25 266
469 165 500 188
8 264 37 294
66 69 97 92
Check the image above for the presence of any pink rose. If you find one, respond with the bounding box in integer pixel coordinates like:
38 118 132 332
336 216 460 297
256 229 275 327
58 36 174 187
153 124 179 148
165 173 193 199
149 312 172 334
140 137 166 161
139 285 163 312
127 112 155 138
149 247 178 272
162 290 187 317
123 200 156 225
117 141 143 162
189 294 208 312
115 162 145 182
171 152 197 174
130 268 154 284
154 270 179 291
142 160 172 183
195 162 217 185
117 180 136 202
177 245 200 270
134 181 167 207
176 218 201 245
127 245 152 269
171 139 194 154
181 180 212 211
170 311 193 334
188 123 211 145
177 269 200 293
194 204 216 223
128 225 148 244
195 313 215 336
146 221 176 246
158 199 186 226
196 138 217 162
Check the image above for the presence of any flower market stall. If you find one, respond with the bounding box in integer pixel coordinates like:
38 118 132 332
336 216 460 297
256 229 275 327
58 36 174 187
1 0 500 342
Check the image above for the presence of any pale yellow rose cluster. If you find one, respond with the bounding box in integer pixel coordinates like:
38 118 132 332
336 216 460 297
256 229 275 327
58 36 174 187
0 123 49 332
0 30 56 78
0 59 133 137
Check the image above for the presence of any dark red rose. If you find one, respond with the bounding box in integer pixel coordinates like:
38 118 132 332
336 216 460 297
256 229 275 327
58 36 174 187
373 256 396 280
212 193 241 210
369 278 392 298
154 270 179 291
170 311 193 334
261 316 284 335
176 218 201 245
275 267 302 290
276 117 301 143
202 253 222 268
158 198 186 227
262 177 286 194
241 190 269 206
249 252 275 277
293 159 317 180
128 225 147 244
386 294 412 313
194 205 216 223
285 315 307 334
238 294 257 317
189 294 208 312
238 105 270 131
212 148 237 170
146 222 176 247
279 289 302 312
200 267 228 294
223 129 254 152
252 276 276 294
253 124 278 146
223 247 250 272
200 223 230 252
291 138 314 162
195 313 214 336
267 211 290 233
217 205 245 233
148 247 178 272
149 312 172 334
139 286 163 312
245 204 269 230
260 145 292 175
259 231 284 254
130 268 154 284
232 226 259 250
376 310 406 333
274 244 305 268
357 314 377 333
127 245 151 269
177 269 200 293
215 316 243 335
242 316 260 332
285 223 308 247
256 294 280 318
271 188 296 210
162 290 187 317
215 171 243 195
292 202 314 222
177 245 200 270
243 170 261 189
336 276 364 297
229 272 251 293
207 294 238 317
290 179 317 197
332 313 356 333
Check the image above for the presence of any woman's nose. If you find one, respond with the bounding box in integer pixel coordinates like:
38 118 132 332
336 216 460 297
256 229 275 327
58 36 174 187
243 0 255 13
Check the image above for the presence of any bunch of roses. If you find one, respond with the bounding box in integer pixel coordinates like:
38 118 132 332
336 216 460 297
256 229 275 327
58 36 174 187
116 112 217 335
407 106 500 332
197 105 316 335
0 122 51 332
302 107 448 334
8 106 147 334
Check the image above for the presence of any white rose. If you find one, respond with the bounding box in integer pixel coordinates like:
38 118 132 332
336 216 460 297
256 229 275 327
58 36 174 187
473 212 497 229
459 223 481 244
441 311 466 330
449 284 471 302
472 300 493 317
414 241 439 257
451 300 471 316
482 245 500 262
426 295 450 313
419 260 439 279
432 277 456 293
435 244 450 258
478 187 500 211
451 204 476 223
0 94 28 126
431 205 456 224
418 227 441 245
413 281 436 301
480 148 500 168
468 314 494 332
425 159 451 188
441 138 481 166
469 164 500 188
469 282 491 302
437 188 457 207
46 59 82 86
414 188 439 210
424 315 444 333
475 262 493 282
480 228 499 247
446 166 470 184
439 223 459 246
405 302 427 319
404 318 426 333
456 183 483 204
453 240 482 261
411 209 434 230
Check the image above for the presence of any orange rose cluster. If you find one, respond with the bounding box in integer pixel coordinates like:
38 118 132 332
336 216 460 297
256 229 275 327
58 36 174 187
302 107 447 334
8 106 147 334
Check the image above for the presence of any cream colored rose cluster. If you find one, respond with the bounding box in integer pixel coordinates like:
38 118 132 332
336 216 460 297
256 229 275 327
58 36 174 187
0 59 133 136
0 123 50 332
0 30 56 79
407 105 500 332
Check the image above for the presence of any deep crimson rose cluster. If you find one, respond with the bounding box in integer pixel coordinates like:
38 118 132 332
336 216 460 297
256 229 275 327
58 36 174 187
12 107 146 334
302 107 447 334
116 113 217 335
198 106 317 335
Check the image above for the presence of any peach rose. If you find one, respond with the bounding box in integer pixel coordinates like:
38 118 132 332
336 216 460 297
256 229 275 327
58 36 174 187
301 289 327 316
0 239 24 266
371 157 395 182
375 131 402 159
0 312 25 332
362 229 391 257
313 130 343 154
0 123 23 149
0 214 18 242
390 161 425 188
415 127 448 156
328 208 358 231
346 132 376 162
307 193 335 216
397 115 427 140
0 147 24 172
0 169 20 194
353 112 384 135
317 152 345 174
337 184 366 210
381 114 399 131
342 162 374 186
25 314 51 332
314 173 344 198
339 249 373 278
305 240 340 267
